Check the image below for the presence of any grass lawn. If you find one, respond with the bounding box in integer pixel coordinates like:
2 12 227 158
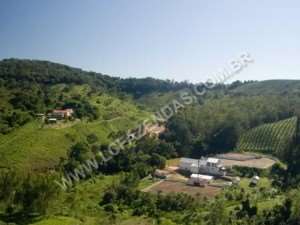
166 158 180 167
239 177 272 190
30 216 153 225
138 176 158 190
257 195 284 212
29 216 83 225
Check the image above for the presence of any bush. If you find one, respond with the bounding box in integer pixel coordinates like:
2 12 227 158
86 133 98 144
231 166 265 178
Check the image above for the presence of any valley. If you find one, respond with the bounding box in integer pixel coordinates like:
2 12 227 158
0 60 299 225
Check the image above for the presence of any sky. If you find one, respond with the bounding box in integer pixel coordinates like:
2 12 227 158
0 0 300 83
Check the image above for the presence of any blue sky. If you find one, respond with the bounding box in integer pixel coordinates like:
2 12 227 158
0 0 299 82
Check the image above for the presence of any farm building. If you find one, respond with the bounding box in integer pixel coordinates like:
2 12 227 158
49 109 74 120
153 169 171 179
187 174 213 186
179 157 226 176
144 124 166 137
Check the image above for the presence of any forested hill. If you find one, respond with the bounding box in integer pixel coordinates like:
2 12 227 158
0 58 191 97
231 79 300 96
2 59 299 99
0 58 191 134
0 58 118 90
1 58 299 134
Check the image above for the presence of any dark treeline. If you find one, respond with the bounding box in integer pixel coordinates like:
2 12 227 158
0 59 194 94
0 171 59 224
62 135 176 177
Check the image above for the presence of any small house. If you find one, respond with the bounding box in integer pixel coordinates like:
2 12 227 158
51 109 74 119
250 175 260 186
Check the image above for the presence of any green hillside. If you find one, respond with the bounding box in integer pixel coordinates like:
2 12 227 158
237 117 298 158
137 90 185 110
0 59 179 171
0 92 149 171
0 82 150 171
25 174 152 225
29 217 152 225
29 217 83 225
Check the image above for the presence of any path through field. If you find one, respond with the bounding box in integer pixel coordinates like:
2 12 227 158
142 180 164 192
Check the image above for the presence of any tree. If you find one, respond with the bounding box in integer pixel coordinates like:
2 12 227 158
149 153 166 169
236 198 257 219
86 133 98 144
2 173 59 221
69 142 90 162
206 198 226 225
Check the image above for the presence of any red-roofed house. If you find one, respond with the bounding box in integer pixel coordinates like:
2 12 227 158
51 109 74 119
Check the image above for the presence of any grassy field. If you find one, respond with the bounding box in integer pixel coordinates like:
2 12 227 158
238 177 271 190
29 217 83 225
166 158 180 167
138 176 157 190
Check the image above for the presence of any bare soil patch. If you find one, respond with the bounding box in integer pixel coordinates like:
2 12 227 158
217 152 259 161
146 180 221 198
217 153 276 169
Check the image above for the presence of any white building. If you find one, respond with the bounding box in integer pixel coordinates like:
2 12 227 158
187 174 213 186
179 157 226 176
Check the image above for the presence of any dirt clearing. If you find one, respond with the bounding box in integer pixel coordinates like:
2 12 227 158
145 180 221 198
216 152 276 169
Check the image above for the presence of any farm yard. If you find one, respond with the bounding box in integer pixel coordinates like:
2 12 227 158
142 175 222 198
216 152 276 169
164 152 277 171
141 151 279 200
147 180 221 198
220 157 275 169
141 173 277 200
